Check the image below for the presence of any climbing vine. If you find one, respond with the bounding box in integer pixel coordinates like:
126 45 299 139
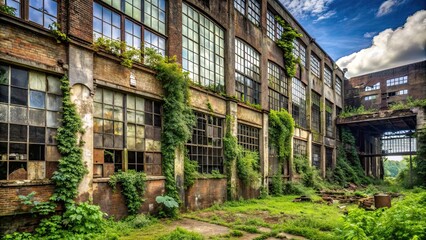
223 115 238 198
109 170 147 215
275 16 302 78
236 147 261 188
49 22 70 43
269 109 295 162
0 4 16 15
51 75 87 204
93 37 142 68
145 48 195 202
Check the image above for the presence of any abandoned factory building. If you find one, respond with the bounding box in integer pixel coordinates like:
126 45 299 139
3 0 423 231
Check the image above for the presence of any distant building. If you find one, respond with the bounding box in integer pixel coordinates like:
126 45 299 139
345 61 426 110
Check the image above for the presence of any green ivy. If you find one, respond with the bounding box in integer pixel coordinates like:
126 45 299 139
145 48 195 202
275 16 302 78
50 75 87 204
269 109 294 161
93 37 142 68
109 170 147 215
0 5 16 15
236 147 261 188
49 22 70 43
223 115 238 198
389 97 426 111
184 156 198 190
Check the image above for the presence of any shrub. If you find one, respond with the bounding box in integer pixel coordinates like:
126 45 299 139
236 148 261 188
158 227 204 240
270 171 283 196
156 195 179 218
184 156 198 189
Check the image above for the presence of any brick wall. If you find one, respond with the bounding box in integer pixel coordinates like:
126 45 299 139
185 178 227 211
68 0 93 43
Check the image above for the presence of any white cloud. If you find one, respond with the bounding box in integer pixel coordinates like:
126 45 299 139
280 0 334 19
363 32 377 38
314 10 336 22
376 0 400 17
337 10 426 78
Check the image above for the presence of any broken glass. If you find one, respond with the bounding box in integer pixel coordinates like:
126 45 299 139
9 143 27 160
8 162 27 180
0 123 7 141
9 124 27 142
30 90 46 109
29 71 46 91
0 85 8 103
29 144 45 160
29 126 45 143
0 65 9 85
11 67 28 88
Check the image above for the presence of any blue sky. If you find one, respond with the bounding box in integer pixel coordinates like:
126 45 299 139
280 0 426 76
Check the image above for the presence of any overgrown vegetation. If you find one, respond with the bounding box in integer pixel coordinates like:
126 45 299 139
156 195 179 218
328 128 372 186
223 115 238 199
145 48 195 203
49 22 70 43
339 191 426 240
93 37 142 68
384 158 407 177
275 16 302 78
0 4 16 15
236 148 261 188
158 227 203 240
339 105 377 118
389 97 426 110
293 154 322 189
109 170 147 215
184 156 198 189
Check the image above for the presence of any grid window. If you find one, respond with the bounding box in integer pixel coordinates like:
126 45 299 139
268 62 288 111
94 2 167 58
0 64 62 180
365 95 377 101
386 76 408 86
325 100 333 138
293 139 307 156
324 66 332 87
312 144 321 169
93 88 162 175
237 123 260 152
336 77 342 95
144 0 166 34
182 3 225 91
293 39 306 66
186 112 224 174
310 53 320 78
235 39 260 104
5 0 57 28
292 78 307 128
234 0 261 26
266 11 275 39
365 82 380 91
336 107 342 140
326 147 333 169
311 91 321 133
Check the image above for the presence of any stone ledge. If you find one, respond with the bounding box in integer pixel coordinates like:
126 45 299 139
0 179 52 187
93 175 166 183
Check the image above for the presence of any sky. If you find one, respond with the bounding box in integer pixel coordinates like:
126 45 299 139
279 0 426 77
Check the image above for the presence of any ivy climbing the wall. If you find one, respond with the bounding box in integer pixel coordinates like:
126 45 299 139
145 48 195 202
223 115 238 199
275 16 302 78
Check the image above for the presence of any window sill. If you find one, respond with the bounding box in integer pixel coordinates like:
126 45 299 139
94 50 157 75
93 175 166 183
0 13 53 40
0 179 52 187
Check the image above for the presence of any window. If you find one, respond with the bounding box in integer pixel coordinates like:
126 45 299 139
326 147 333 169
336 107 342 140
93 1 166 55
266 10 284 40
325 100 333 138
397 89 408 95
237 123 259 152
268 62 288 111
293 39 306 66
292 78 307 128
365 95 377 101
144 0 166 34
311 91 321 133
0 64 62 180
186 112 224 174
235 39 261 104
310 53 320 78
182 3 225 91
336 77 342 95
365 82 380 91
93 88 162 176
324 66 332 87
312 144 321 169
5 0 58 28
386 76 408 86
234 0 261 26
293 138 307 156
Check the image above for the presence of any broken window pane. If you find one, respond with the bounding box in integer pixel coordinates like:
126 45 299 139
47 94 62 111
0 104 8 122
145 113 153 125
47 75 61 94
30 90 46 109
46 128 57 144
9 143 27 160
154 101 161 114
29 144 45 160
0 65 9 85
29 71 46 91
0 123 7 141
0 85 8 103
11 67 28 88
46 111 60 128
11 87 28 106
0 142 7 160
0 161 6 179
10 124 27 142
29 126 45 143
10 106 28 124
29 109 46 126
8 162 27 180
154 115 161 127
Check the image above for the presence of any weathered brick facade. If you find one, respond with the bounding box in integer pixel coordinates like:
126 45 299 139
0 0 347 234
